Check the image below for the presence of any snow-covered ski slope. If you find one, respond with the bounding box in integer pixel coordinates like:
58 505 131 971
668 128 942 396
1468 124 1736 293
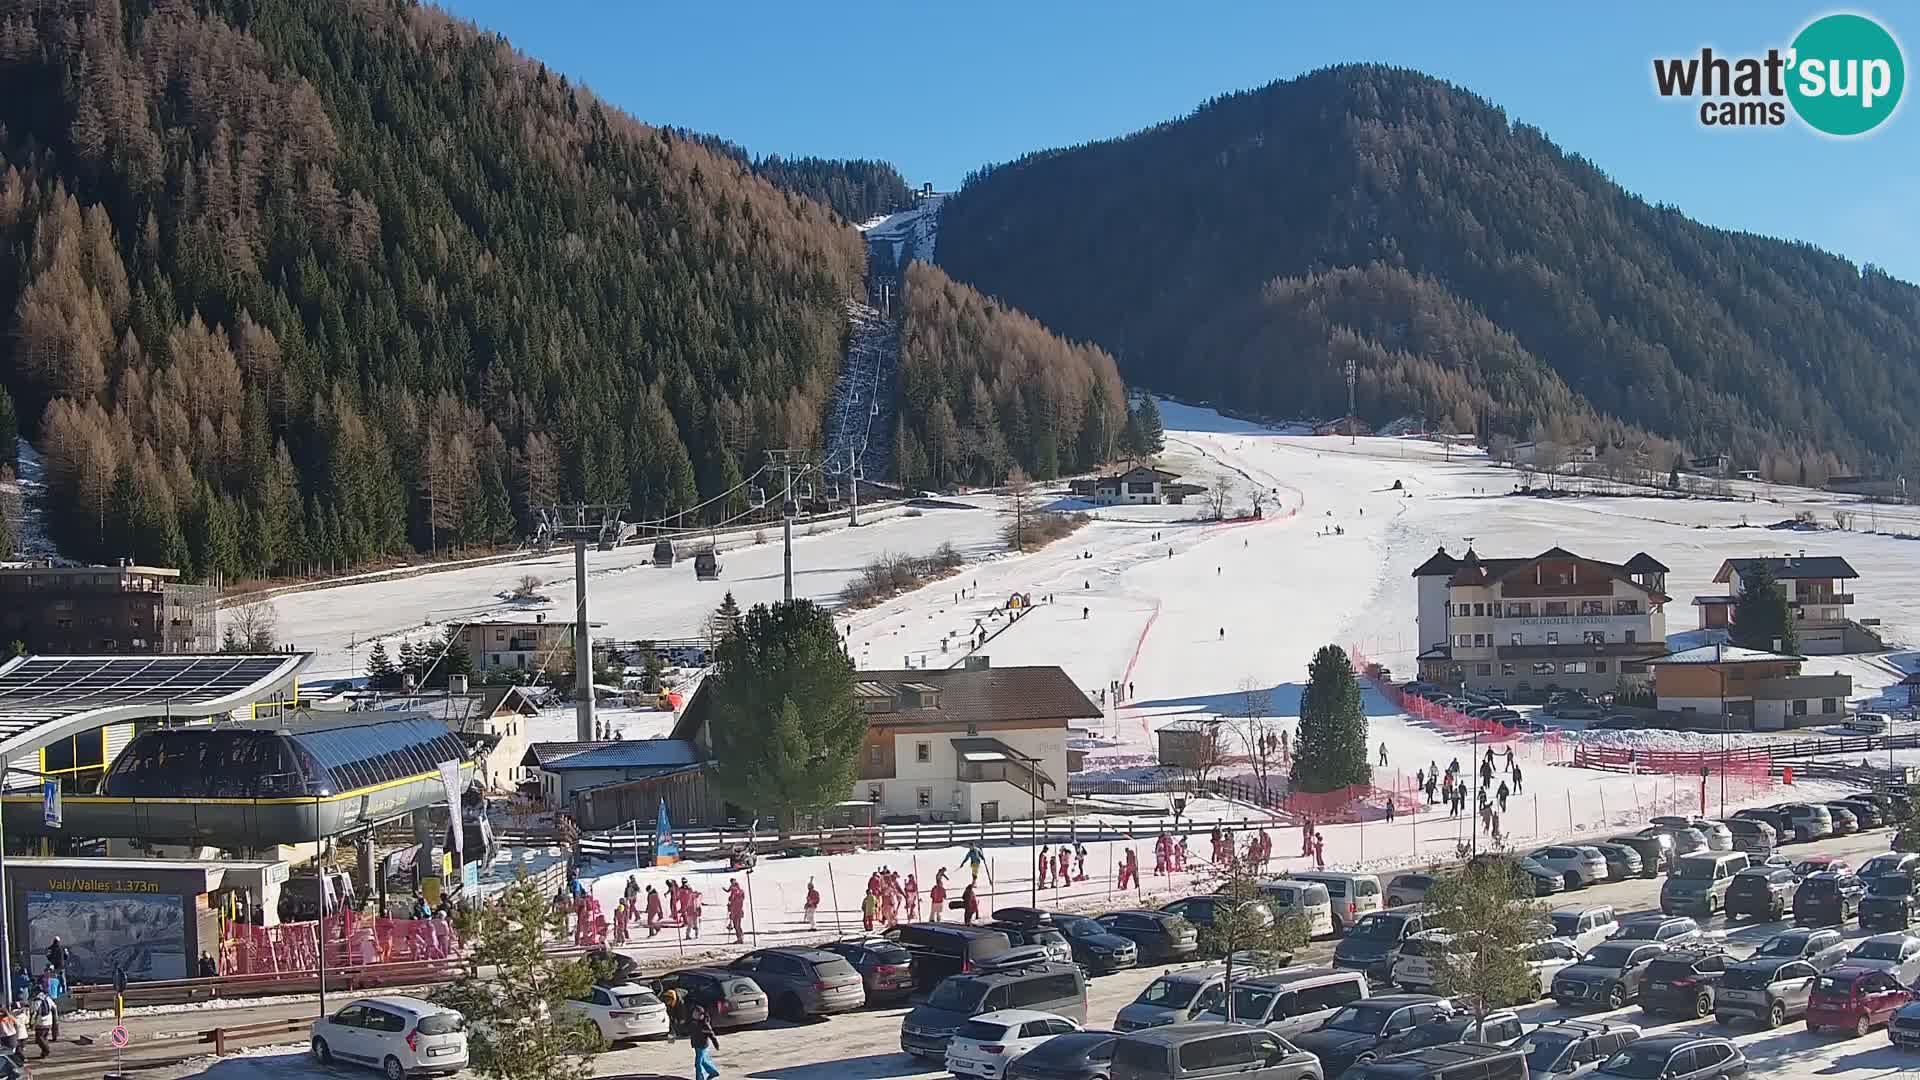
278 399 1919 712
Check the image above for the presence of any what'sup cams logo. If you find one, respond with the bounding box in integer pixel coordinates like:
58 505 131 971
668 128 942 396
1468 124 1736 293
1654 12 1905 135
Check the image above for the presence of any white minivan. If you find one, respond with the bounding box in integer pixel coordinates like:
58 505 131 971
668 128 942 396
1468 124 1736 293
1260 880 1335 938
1848 712 1891 734
312 996 468 1080
1287 872 1384 934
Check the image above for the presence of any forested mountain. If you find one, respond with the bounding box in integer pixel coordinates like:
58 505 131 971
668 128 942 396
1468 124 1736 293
0 0 932 582
893 261 1124 489
675 136 912 224
939 64 1920 481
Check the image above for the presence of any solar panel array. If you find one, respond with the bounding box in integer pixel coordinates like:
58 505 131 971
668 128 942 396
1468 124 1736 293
0 655 300 743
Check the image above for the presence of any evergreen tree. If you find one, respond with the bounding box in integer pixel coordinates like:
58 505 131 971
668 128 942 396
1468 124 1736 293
637 642 664 693
1668 462 1681 490
1730 562 1798 654
425 628 474 689
1422 854 1551 1024
398 639 419 687
708 590 743 646
431 875 600 1080
701 600 867 832
1291 644 1371 793
0 387 16 472
366 640 401 691
1132 395 1166 456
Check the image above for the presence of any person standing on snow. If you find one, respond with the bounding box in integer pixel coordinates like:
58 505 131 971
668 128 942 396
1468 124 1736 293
930 868 949 922
1312 832 1326 871
803 878 820 929
726 879 747 944
1378 741 1388 766
645 885 663 937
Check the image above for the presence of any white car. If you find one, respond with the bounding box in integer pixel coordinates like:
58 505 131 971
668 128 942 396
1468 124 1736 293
311 996 468 1080
560 983 669 1044
1521 939 1583 1001
945 1009 1080 1079
1529 846 1609 889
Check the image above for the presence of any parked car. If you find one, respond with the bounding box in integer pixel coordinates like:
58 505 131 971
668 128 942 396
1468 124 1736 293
1260 880 1335 939
1604 834 1670 878
1549 906 1620 955
1640 825 1709 859
1004 1030 1120 1080
1290 994 1453 1077
1110 1023 1322 1080
1350 1043 1529 1080
728 947 865 1019
310 996 469 1080
1751 928 1849 970
1513 856 1569 897
886 924 1014 993
987 921 1076 966
899 962 1089 1060
1383 873 1439 909
1286 872 1384 934
1116 966 1237 1032
559 984 668 1045
1860 875 1917 932
1781 803 1835 842
1609 915 1701 946
1724 867 1798 922
1160 895 1277 957
1862 853 1920 881
1652 817 1732 853
821 937 918 1005
1793 872 1867 928
1522 938 1585 1002
1889 997 1920 1049
1589 844 1644 883
1531 846 1611 890
1660 852 1749 917
1842 933 1920 984
1731 806 1795 843
1555 701 1604 720
1096 911 1199 963
1552 942 1667 1010
1836 798 1883 830
1370 1009 1523 1058
1595 1034 1746 1080
1714 957 1818 1029
1638 949 1729 1020
1334 907 1431 983
1389 930 1454 993
649 968 769 1030
1515 1020 1642 1077
1198 968 1370 1039
1827 804 1860 836
1042 914 1140 974
1805 965 1913 1036
946 1009 1082 1080
1790 855 1850 879
1723 818 1777 856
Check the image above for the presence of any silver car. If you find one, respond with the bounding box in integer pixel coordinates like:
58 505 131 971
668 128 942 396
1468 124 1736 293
1531 846 1610 889
1843 934 1920 984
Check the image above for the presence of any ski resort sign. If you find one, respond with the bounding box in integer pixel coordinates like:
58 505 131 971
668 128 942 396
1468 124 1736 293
1653 12 1905 135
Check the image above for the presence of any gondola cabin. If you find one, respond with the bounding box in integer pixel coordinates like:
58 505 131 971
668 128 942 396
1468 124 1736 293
693 548 721 580
652 540 677 567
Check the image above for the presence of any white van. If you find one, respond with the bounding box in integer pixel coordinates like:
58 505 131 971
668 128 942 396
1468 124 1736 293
1260 880 1334 938
1287 872 1384 934
1848 712 1891 734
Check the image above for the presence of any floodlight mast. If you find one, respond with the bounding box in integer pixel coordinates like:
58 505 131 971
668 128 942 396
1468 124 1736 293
535 503 627 741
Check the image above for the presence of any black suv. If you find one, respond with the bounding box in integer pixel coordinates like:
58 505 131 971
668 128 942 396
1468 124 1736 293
1860 874 1916 932
1725 867 1797 922
1639 949 1729 1020
1794 872 1868 927
883 923 1012 992
1050 913 1140 974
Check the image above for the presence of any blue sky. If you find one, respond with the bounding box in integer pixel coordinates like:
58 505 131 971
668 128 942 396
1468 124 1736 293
441 1 1919 284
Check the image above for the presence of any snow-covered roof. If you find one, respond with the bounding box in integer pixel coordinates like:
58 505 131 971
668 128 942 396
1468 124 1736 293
1716 556 1858 582
1646 645 1804 665
538 738 703 771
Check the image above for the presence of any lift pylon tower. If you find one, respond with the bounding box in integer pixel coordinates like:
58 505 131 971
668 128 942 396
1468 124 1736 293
533 503 629 741
764 450 814 603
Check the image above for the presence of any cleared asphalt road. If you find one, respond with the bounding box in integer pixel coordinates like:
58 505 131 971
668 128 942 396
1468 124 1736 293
68 823 1905 1080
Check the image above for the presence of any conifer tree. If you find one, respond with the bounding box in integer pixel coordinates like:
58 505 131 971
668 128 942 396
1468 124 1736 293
1291 645 1371 793
1132 395 1165 457
1730 562 1798 655
366 640 400 691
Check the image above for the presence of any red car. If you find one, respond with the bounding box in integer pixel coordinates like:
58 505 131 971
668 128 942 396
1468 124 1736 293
1806 965 1912 1036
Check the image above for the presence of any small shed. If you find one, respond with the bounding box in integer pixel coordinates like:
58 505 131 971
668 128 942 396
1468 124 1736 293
1157 719 1226 769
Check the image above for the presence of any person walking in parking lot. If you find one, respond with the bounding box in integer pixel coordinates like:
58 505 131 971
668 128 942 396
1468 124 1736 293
688 1003 721 1080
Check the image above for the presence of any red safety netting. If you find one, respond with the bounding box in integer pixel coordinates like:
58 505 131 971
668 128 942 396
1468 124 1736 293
1349 645 1520 744
221 912 460 975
